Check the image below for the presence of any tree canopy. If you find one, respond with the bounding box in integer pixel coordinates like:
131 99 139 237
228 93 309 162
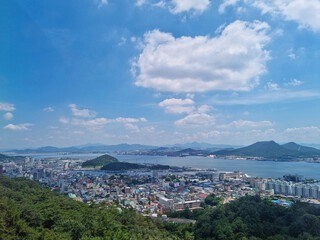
0 175 182 240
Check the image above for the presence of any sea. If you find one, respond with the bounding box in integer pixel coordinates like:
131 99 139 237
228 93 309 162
19 153 320 180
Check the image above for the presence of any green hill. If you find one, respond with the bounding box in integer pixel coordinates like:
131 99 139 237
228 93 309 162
282 142 320 155
82 154 118 168
101 162 146 171
0 175 182 240
213 141 320 160
101 162 171 171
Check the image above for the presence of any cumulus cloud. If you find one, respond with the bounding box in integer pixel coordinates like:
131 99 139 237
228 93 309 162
282 126 320 142
136 0 147 6
285 79 302 87
217 119 273 129
175 113 215 128
3 112 13 120
133 20 270 92
115 117 147 123
136 0 210 14
70 117 147 129
0 102 15 111
43 107 55 112
197 105 212 113
68 104 97 118
59 117 69 124
288 48 296 59
170 0 210 14
219 0 240 13
125 123 155 134
266 81 280 91
252 0 320 32
159 98 195 114
284 126 320 135
71 118 111 128
3 123 33 131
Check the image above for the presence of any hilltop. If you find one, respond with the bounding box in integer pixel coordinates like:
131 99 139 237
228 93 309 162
81 154 118 168
213 141 320 160
282 142 320 155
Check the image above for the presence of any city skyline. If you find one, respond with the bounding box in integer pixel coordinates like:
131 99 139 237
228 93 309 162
1 0 319 148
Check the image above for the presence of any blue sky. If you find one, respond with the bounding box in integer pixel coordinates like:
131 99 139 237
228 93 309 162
1 0 319 148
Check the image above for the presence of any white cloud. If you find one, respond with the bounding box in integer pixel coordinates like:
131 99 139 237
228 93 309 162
284 126 320 135
288 48 296 59
68 104 97 118
125 123 140 132
285 79 302 87
266 81 280 91
186 93 194 99
175 113 215 128
73 130 84 135
118 37 127 46
71 118 111 128
170 0 210 14
3 112 13 120
136 0 147 6
136 0 210 14
282 126 320 142
48 126 59 129
59 117 69 124
219 0 240 13
197 105 212 113
211 89 320 105
43 107 55 112
3 123 33 131
99 0 108 6
70 117 147 129
133 20 270 92
218 119 273 129
115 117 147 123
159 98 195 114
0 102 15 111
252 0 320 32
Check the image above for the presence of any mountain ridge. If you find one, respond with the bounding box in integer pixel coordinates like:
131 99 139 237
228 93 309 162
213 141 320 160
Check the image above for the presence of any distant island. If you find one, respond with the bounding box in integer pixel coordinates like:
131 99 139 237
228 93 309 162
82 154 171 171
81 154 118 169
213 141 320 161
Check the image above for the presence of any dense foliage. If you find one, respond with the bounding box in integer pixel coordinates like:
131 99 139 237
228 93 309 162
101 162 170 171
101 162 146 171
0 175 183 240
204 194 223 207
166 208 206 221
195 195 320 240
2 174 320 240
81 154 118 168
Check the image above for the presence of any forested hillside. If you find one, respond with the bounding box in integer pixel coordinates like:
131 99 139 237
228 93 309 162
0 175 184 240
2 175 320 240
195 195 320 240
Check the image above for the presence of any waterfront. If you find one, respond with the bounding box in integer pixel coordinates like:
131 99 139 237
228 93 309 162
117 155 320 180
18 153 320 180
